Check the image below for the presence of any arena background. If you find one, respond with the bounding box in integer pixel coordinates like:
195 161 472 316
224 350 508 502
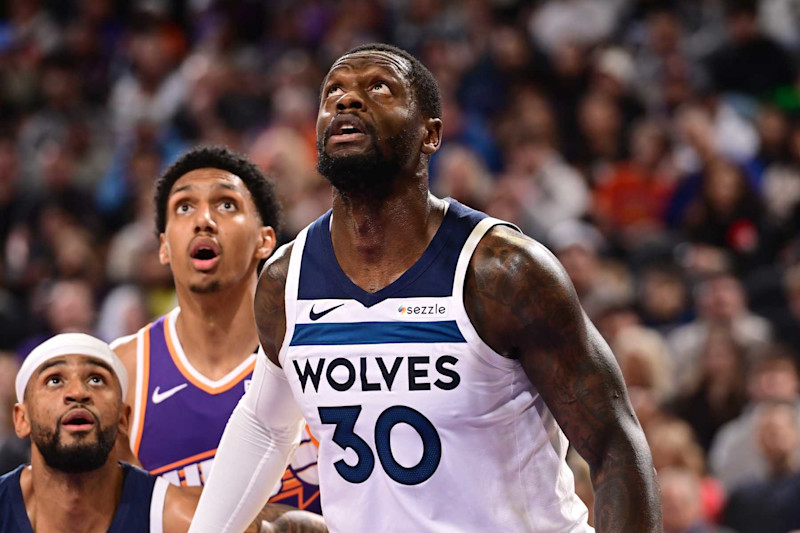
0 0 799 530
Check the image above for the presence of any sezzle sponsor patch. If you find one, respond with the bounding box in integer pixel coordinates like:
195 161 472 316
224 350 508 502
396 302 448 318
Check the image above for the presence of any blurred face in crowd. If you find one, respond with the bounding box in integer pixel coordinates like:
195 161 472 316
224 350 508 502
695 275 746 321
13 354 126 473
748 358 799 402
640 269 687 322
159 168 275 294
316 50 425 197
660 468 702 533
647 11 680 55
756 402 799 474
47 280 95 334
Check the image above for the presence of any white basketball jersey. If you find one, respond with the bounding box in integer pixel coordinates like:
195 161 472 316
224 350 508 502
279 199 592 532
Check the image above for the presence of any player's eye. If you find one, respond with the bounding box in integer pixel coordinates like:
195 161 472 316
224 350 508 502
176 203 194 215
370 82 391 95
327 85 343 97
88 375 106 386
46 376 62 386
218 201 236 212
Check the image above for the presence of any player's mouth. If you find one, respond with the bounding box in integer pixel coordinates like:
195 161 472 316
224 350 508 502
61 408 96 433
190 240 221 271
328 114 367 145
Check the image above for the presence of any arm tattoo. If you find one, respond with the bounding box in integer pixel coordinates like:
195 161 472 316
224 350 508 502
254 244 292 365
464 227 662 532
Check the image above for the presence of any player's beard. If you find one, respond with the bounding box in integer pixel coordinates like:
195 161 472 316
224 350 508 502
317 120 417 201
189 279 222 294
31 412 117 474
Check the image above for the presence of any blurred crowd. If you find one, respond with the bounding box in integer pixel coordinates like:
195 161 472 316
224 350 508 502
0 0 799 531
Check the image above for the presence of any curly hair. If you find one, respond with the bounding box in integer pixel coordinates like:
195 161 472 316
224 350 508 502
154 145 281 235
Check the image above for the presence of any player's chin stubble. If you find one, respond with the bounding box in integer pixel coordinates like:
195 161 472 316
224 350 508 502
189 280 223 294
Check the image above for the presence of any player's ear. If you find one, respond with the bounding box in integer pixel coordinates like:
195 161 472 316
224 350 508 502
158 233 170 266
13 403 31 439
119 403 131 434
256 226 277 260
421 117 443 155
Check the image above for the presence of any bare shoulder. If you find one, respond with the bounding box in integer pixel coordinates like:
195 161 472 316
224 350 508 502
255 242 294 366
110 333 137 364
465 224 579 357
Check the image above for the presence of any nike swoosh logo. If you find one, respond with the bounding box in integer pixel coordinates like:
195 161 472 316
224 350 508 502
309 303 344 321
152 384 188 404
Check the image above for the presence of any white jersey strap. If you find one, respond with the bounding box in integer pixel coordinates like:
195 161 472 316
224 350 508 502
150 476 169 533
279 228 309 368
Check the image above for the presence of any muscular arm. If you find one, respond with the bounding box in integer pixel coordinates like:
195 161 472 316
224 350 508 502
465 226 661 532
254 243 292 367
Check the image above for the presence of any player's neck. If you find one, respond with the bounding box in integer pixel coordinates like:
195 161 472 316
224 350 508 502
330 182 446 293
174 279 259 379
21 459 123 533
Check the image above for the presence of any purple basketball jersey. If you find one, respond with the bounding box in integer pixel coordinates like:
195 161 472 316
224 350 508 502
130 308 321 513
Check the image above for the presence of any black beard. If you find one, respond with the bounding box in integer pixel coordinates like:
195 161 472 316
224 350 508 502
317 120 417 200
32 413 117 474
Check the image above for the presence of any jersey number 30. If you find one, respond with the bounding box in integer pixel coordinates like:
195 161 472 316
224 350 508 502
318 405 441 485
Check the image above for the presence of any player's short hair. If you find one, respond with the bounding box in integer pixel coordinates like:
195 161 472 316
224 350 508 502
338 43 442 120
154 146 281 235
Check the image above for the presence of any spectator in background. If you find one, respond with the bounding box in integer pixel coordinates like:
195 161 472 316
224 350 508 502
722 401 800 533
681 159 764 270
706 0 796 98
612 325 674 431
776 264 800 355
593 119 676 249
668 273 772 389
16 51 111 192
488 132 588 242
0 352 27 475
638 264 694 334
670 325 750 451
661 467 734 533
109 26 187 143
710 349 800 490
16 279 97 360
546 220 626 319
632 4 707 116
431 145 493 213
647 417 726 525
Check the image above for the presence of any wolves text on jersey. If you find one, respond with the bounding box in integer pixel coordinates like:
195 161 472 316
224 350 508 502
293 355 460 393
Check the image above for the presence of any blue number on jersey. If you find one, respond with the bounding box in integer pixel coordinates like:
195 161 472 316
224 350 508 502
319 405 442 485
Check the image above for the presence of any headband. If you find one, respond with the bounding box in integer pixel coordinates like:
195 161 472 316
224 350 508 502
16 333 129 403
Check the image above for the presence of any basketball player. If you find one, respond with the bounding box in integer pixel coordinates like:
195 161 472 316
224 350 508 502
1 333 327 532
111 146 321 513
190 45 662 532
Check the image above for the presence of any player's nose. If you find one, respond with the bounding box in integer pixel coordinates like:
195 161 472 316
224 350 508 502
63 378 92 404
193 203 218 233
336 89 364 111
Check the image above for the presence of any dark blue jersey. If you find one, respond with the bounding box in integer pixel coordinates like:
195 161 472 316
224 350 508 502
0 461 166 532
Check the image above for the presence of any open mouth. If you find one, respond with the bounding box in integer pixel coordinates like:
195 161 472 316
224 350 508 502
329 115 367 143
190 242 220 271
61 409 96 432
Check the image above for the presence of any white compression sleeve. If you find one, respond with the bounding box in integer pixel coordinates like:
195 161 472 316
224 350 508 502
188 353 305 533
